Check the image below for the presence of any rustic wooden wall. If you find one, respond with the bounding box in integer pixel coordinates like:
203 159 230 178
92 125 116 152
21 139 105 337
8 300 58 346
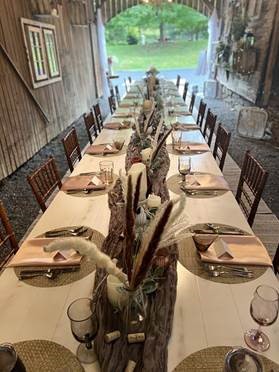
216 0 278 105
0 0 98 180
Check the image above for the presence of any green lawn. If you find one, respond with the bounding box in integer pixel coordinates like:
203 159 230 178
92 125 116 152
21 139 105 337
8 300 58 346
107 40 207 71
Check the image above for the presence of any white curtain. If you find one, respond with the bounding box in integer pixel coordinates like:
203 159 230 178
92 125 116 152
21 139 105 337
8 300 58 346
97 9 110 97
207 8 220 79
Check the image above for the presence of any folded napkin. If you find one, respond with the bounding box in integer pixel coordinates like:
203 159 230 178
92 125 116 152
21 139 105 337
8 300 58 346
8 238 81 267
173 123 199 131
118 103 134 108
85 143 120 155
200 235 273 267
113 112 132 119
183 174 230 190
175 142 209 153
61 175 105 192
173 110 191 116
125 94 139 99
104 122 130 130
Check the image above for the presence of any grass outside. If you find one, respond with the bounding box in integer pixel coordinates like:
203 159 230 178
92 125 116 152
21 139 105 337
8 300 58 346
107 39 208 71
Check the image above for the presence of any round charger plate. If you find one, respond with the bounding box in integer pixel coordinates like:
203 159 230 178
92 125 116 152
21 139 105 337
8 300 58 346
87 145 127 158
63 174 118 197
178 224 267 284
167 173 228 198
167 144 209 156
173 346 279 371
14 228 105 288
14 340 84 372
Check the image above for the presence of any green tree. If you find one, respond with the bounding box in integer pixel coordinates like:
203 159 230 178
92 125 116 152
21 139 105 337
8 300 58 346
105 4 208 45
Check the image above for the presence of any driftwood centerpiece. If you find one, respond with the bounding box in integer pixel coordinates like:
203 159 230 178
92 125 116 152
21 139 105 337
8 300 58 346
93 180 178 372
125 132 170 203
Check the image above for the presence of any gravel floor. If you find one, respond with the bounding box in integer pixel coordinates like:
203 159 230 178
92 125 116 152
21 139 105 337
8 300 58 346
0 116 88 246
196 94 279 219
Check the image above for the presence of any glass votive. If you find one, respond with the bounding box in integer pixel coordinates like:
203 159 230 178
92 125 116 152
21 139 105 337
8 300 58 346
99 160 114 185
0 343 26 372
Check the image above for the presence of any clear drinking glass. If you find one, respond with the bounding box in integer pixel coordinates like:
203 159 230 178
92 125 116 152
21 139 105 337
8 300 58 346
99 160 114 185
244 285 279 352
67 298 98 364
178 156 191 185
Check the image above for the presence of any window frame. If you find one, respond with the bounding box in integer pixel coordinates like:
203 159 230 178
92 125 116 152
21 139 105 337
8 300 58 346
21 18 62 88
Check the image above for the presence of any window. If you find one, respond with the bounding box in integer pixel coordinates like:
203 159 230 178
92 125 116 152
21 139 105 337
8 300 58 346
21 18 61 88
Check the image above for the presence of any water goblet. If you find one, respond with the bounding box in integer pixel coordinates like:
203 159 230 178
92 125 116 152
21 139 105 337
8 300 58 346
178 156 191 185
244 285 279 352
67 297 98 364
99 160 114 185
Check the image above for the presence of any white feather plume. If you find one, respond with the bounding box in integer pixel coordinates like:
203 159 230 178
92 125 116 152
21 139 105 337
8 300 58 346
44 238 127 284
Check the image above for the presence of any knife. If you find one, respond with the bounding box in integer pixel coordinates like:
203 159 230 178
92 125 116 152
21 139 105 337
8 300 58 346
192 229 246 236
19 266 80 276
45 226 85 237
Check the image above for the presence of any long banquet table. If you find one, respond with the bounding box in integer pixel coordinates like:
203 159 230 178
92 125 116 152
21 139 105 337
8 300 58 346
0 81 278 371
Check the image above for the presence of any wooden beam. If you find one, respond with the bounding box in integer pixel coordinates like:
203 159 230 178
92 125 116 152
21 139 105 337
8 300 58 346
0 42 50 124
261 1 279 106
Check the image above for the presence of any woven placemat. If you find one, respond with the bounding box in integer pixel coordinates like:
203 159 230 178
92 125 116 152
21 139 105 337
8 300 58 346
167 144 209 156
14 229 105 288
64 174 118 197
178 234 267 284
173 346 279 371
14 340 84 372
87 145 127 157
167 174 228 198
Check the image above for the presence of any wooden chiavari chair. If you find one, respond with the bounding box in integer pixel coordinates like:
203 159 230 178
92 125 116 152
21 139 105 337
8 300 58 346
108 95 116 115
83 111 98 144
124 79 129 93
93 103 104 132
182 81 189 101
213 124 231 171
273 244 279 275
115 85 121 105
203 109 217 147
128 76 132 84
236 151 268 227
61 127 82 172
189 93 196 114
196 100 207 128
0 200 18 268
176 74 181 89
27 157 62 212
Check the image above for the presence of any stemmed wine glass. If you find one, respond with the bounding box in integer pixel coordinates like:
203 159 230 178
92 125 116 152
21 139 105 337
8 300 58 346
244 285 279 352
178 156 191 186
67 298 98 364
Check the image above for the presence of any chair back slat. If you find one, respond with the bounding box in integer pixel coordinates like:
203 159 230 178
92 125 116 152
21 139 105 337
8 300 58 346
203 109 217 147
196 100 207 128
182 82 189 101
108 95 116 115
27 157 62 212
0 200 18 268
93 103 103 132
189 93 196 113
273 244 279 274
83 111 98 144
213 124 231 171
61 127 82 172
176 74 181 88
115 85 121 105
236 151 268 226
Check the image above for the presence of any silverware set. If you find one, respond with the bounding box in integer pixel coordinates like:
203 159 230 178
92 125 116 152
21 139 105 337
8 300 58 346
192 223 246 236
19 266 80 280
204 264 254 278
45 225 88 238
181 188 220 196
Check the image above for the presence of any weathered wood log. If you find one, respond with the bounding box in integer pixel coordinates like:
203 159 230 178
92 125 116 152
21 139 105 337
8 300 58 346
93 180 178 372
